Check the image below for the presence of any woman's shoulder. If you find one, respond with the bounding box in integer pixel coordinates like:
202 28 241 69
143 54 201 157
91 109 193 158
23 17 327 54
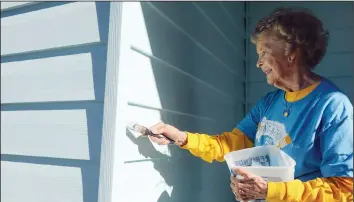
318 78 352 106
317 78 353 123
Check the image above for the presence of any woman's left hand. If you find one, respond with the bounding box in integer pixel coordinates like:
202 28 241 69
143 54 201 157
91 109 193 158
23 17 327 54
230 167 268 201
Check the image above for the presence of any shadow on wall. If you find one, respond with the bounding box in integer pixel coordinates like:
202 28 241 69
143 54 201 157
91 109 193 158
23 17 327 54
126 130 201 202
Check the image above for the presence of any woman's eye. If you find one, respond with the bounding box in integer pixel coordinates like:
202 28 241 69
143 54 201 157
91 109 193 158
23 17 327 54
261 51 266 57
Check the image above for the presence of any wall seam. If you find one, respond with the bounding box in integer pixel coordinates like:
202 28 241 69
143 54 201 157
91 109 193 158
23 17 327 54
244 2 250 116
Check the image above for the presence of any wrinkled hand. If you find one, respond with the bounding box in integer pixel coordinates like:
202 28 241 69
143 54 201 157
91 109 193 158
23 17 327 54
149 122 187 146
230 167 268 201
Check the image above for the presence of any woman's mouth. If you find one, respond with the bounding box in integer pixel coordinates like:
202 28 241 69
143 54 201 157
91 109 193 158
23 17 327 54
264 69 272 75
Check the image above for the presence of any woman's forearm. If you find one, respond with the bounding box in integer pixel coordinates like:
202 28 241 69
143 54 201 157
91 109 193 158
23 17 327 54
180 128 254 163
266 177 353 202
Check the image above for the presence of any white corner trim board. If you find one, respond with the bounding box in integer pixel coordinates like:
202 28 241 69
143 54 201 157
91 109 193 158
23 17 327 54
1 109 90 160
1 2 100 56
1 53 96 103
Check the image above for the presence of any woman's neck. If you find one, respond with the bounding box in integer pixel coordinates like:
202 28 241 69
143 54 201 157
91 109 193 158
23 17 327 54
279 71 322 92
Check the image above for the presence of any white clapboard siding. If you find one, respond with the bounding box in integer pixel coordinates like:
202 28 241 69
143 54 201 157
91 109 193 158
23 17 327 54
1 53 95 103
1 2 100 56
0 2 37 11
1 110 90 160
1 161 83 202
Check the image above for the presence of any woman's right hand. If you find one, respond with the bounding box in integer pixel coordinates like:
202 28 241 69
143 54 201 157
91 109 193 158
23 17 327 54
149 122 188 146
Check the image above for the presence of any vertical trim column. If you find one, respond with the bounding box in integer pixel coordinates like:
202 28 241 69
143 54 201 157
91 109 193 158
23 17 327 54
244 2 250 116
98 2 125 202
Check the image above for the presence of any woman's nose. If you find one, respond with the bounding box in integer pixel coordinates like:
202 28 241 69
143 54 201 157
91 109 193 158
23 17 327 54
256 59 263 68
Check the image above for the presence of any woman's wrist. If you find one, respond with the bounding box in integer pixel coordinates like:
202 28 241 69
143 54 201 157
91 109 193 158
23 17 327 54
175 131 188 146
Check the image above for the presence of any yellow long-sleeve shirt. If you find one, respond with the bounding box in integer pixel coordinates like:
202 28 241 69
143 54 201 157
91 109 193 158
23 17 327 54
180 129 353 202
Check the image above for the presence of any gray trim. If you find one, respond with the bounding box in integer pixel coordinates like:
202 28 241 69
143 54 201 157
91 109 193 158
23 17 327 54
244 2 250 115
98 2 123 202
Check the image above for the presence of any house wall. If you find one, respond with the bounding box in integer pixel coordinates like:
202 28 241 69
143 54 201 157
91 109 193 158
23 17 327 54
0 2 110 202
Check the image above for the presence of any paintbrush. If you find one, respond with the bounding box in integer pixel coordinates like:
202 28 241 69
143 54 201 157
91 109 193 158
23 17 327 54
126 122 175 144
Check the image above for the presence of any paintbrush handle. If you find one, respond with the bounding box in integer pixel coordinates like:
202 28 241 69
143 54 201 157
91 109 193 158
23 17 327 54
147 130 175 144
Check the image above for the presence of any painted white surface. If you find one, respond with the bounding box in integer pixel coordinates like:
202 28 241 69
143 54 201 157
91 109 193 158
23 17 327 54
1 161 83 202
1 2 100 56
1 110 90 160
1 53 95 103
123 50 163 109
123 2 153 54
0 2 37 11
120 161 173 202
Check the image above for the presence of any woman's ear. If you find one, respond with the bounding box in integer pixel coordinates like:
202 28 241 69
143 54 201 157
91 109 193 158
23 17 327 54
287 53 296 63
288 48 300 63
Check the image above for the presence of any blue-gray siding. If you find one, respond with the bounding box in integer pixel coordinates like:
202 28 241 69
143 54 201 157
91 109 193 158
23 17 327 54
1 2 110 202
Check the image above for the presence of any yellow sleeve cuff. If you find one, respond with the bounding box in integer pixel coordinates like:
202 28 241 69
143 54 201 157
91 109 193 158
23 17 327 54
180 132 199 150
266 182 286 201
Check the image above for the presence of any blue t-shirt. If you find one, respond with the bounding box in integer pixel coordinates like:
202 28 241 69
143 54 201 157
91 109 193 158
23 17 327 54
237 78 353 181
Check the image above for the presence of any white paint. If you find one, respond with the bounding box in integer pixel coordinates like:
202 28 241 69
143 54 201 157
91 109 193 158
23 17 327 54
119 2 169 158
123 50 163 108
101 3 169 202
120 2 161 109
1 53 95 103
1 2 100 55
1 161 83 202
124 2 152 54
1 110 90 160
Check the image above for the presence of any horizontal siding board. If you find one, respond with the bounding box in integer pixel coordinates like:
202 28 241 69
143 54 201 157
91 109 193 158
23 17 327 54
220 2 245 34
1 161 84 202
195 2 245 42
193 2 244 57
1 53 95 103
1 2 100 56
145 2 243 74
0 2 38 11
1 109 90 160
124 50 243 121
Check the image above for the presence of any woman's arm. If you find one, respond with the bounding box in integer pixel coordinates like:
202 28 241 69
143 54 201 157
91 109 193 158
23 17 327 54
267 177 353 202
180 128 254 163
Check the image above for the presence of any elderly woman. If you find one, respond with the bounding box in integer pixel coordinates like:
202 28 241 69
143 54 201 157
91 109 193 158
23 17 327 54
149 7 353 201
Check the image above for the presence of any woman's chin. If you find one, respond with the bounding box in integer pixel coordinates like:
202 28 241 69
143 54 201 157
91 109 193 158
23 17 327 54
265 77 274 85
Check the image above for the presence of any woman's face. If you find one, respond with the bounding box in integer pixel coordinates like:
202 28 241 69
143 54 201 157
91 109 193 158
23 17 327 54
256 32 294 87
